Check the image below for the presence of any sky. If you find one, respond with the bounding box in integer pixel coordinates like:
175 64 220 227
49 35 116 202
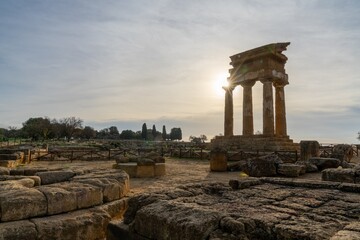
1 0 360 143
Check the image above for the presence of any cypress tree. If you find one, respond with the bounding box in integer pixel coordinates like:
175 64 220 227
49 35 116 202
141 123 147 140
162 125 167 140
152 124 157 139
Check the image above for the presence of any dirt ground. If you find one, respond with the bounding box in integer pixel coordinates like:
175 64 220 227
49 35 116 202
28 157 359 196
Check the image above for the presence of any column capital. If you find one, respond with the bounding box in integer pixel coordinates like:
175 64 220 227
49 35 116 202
222 85 235 92
273 79 289 88
239 80 256 88
260 78 273 84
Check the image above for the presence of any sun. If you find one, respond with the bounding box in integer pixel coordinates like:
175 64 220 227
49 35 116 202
213 72 229 97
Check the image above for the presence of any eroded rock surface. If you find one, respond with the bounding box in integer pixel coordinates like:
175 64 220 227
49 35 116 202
112 178 360 240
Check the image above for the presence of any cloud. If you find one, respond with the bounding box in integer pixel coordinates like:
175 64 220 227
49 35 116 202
0 0 359 143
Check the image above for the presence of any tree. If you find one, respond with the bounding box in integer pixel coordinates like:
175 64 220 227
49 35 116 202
141 123 147 140
358 131 360 141
152 124 157 139
22 117 52 140
170 127 182 141
120 130 136 139
108 126 120 139
80 126 96 139
189 134 207 144
59 117 83 141
199 134 207 142
162 125 167 140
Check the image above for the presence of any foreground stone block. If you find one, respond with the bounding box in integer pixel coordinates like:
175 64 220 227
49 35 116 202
0 188 47 222
132 201 220 240
155 163 166 176
277 163 304 177
0 167 9 175
300 140 319 161
36 170 76 185
37 186 78 215
136 165 154 178
113 163 137 178
74 178 121 202
209 152 227 172
322 168 356 183
309 157 340 170
32 208 111 240
0 220 37 240
246 156 278 177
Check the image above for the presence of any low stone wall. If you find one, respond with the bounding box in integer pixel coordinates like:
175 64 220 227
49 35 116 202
109 178 360 240
113 162 165 178
0 148 26 167
0 167 129 239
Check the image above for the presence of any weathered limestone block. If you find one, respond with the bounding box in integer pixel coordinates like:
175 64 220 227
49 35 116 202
0 188 47 222
99 198 128 219
0 175 40 186
74 178 121 202
209 152 227 172
322 168 356 183
36 170 76 185
144 152 165 163
155 163 166 176
0 220 37 240
227 160 247 172
300 140 320 161
0 167 9 175
37 186 78 215
277 163 304 177
131 201 221 240
107 220 133 240
73 170 130 198
53 182 103 209
309 157 341 170
245 155 281 177
0 178 35 190
113 163 137 178
10 169 25 175
137 165 155 178
331 144 354 163
330 230 360 240
24 168 48 176
32 208 111 240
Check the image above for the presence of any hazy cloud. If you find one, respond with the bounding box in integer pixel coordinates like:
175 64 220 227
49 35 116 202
1 0 360 143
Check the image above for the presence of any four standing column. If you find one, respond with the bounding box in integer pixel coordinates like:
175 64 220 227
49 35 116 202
223 80 287 137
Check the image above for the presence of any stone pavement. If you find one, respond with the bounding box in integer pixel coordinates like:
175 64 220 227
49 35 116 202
110 177 360 240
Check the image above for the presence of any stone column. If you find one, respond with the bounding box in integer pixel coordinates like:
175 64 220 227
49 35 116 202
261 79 274 135
274 82 287 136
240 81 256 136
223 86 234 137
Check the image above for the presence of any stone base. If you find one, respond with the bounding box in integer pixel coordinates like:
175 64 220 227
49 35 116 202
212 135 299 151
209 153 227 172
114 163 166 178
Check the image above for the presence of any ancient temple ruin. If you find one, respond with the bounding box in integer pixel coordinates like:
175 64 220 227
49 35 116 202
213 42 298 151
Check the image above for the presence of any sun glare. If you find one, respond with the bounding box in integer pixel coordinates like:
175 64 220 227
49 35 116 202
213 72 229 97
